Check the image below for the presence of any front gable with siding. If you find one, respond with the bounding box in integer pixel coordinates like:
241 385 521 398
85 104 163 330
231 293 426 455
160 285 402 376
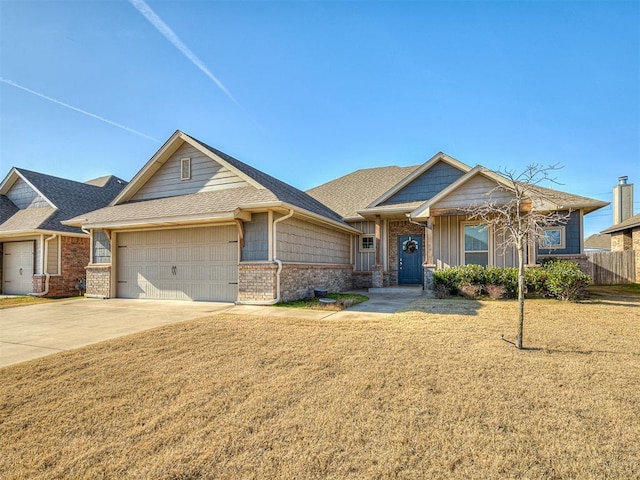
72 130 358 304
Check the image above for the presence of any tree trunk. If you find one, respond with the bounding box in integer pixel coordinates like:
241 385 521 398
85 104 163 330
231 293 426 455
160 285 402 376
516 244 526 349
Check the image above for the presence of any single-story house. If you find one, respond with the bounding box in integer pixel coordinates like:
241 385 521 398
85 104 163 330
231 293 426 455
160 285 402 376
66 130 360 303
0 168 126 296
307 153 608 288
67 130 608 303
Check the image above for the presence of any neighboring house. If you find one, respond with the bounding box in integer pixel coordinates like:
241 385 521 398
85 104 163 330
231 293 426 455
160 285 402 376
66 130 359 303
67 130 608 303
0 168 126 296
307 153 608 289
584 234 611 252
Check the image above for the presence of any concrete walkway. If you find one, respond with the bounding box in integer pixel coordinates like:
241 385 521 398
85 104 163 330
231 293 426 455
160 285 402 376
1 291 424 367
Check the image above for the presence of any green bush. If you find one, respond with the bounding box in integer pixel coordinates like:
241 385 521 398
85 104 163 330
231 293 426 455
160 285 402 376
457 264 486 286
524 267 548 296
486 266 518 298
432 260 591 301
432 267 463 294
542 259 591 301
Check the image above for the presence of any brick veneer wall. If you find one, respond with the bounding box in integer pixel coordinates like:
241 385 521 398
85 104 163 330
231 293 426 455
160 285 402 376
239 262 353 303
238 263 277 302
86 265 111 298
388 220 424 286
32 236 90 297
279 264 353 302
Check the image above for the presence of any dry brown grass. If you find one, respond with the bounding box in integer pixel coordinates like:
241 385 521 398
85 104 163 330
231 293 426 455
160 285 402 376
1 293 639 479
0 296 69 309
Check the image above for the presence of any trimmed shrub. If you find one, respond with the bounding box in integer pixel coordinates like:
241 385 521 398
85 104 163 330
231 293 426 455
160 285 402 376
543 259 591 301
432 260 591 301
432 267 463 295
457 264 486 286
486 266 518 298
525 267 548 297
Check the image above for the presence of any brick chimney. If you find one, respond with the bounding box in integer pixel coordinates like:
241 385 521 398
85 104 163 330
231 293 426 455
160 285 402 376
613 176 634 225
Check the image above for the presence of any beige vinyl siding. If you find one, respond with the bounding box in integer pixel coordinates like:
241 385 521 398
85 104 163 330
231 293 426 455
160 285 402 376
351 221 376 271
433 215 518 268
7 178 49 209
277 217 351 264
433 215 463 269
493 229 517 268
132 144 250 201
46 236 60 274
434 175 514 210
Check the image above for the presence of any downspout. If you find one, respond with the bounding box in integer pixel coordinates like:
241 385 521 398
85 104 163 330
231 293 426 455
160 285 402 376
30 234 57 297
236 209 294 305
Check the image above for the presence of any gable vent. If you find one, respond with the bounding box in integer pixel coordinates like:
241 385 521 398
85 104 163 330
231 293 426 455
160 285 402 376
180 158 191 181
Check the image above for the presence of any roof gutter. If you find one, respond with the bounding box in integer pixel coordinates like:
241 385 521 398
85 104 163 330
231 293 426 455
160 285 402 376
235 208 294 306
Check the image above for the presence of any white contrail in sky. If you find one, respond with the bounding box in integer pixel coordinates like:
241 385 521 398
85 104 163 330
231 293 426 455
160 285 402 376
129 0 240 107
0 78 161 142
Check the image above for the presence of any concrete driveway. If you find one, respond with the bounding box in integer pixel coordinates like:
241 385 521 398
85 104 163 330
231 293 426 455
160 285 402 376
1 290 424 368
0 298 234 368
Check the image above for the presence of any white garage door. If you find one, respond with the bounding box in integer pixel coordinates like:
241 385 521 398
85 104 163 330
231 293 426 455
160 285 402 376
116 226 238 302
3 241 35 295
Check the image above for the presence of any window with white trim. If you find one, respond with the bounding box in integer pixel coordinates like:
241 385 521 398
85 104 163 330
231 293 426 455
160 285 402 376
540 226 566 249
180 157 191 181
463 223 490 267
360 234 375 252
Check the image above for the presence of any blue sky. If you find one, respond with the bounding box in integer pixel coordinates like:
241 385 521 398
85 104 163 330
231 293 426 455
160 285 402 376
1 0 638 237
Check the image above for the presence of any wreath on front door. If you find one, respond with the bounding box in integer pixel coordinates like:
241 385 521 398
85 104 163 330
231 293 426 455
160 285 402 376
402 237 418 253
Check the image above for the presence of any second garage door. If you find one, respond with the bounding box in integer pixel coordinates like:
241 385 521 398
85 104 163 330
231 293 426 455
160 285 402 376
116 226 238 302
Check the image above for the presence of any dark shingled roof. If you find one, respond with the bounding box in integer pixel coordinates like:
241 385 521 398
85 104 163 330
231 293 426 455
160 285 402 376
189 136 347 224
306 165 420 219
0 195 19 224
69 134 351 229
0 169 126 234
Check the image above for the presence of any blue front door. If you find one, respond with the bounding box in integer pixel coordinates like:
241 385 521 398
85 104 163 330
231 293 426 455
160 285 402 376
398 235 423 285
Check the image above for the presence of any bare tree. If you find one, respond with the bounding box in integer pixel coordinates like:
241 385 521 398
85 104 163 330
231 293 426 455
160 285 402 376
465 163 571 349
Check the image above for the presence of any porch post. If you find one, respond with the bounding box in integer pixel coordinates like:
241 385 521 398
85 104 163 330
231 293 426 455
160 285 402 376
372 215 384 288
424 217 436 291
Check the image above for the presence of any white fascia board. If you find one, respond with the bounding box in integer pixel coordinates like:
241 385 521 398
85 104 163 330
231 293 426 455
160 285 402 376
0 229 86 239
80 211 238 230
110 130 185 205
410 166 505 218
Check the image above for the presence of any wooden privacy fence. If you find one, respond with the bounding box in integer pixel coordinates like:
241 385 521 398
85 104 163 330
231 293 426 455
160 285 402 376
586 251 636 285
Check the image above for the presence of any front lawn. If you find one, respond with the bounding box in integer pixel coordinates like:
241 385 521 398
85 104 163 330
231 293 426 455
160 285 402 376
276 292 369 310
0 295 82 309
1 292 638 479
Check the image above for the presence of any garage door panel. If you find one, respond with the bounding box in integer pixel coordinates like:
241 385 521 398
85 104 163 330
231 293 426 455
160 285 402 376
3 241 35 295
117 226 238 302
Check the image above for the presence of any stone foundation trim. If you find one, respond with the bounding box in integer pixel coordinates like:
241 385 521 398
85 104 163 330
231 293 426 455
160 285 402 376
423 263 436 291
